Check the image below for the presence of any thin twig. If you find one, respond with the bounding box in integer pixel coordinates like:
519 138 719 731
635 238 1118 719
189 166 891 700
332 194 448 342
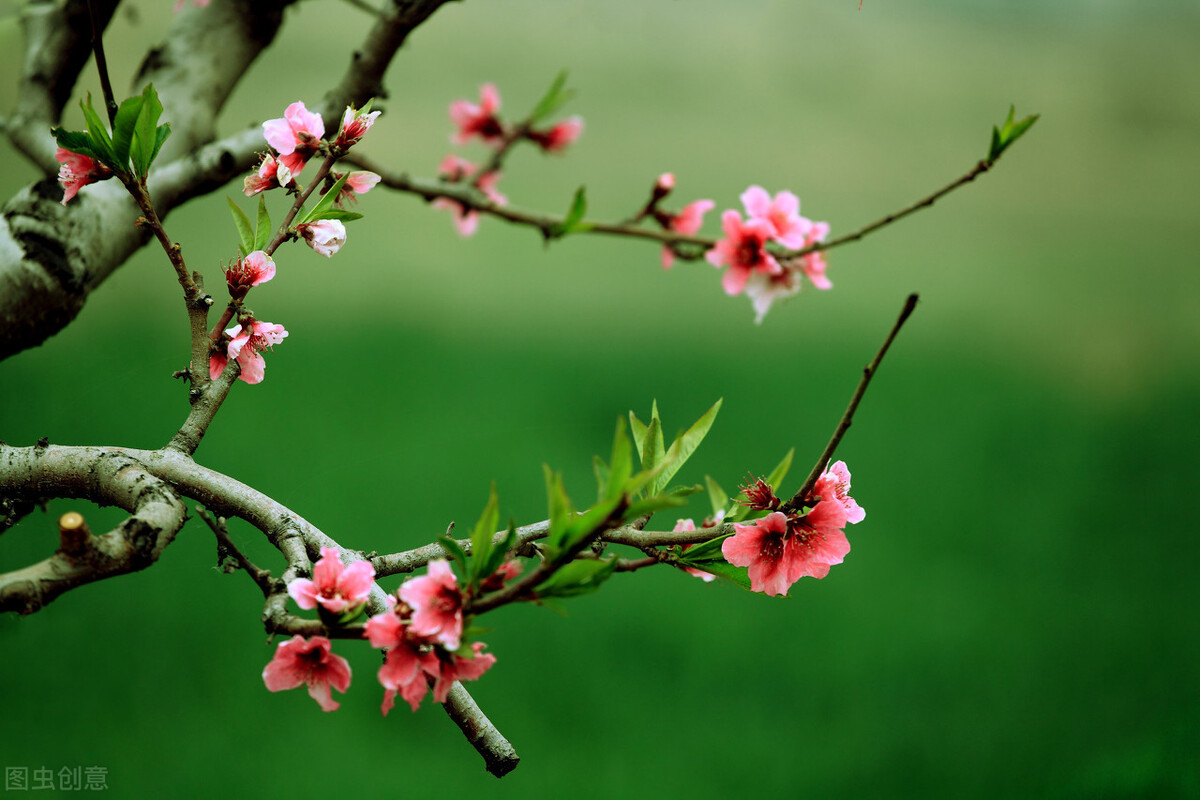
196 505 277 595
85 0 118 126
781 293 919 514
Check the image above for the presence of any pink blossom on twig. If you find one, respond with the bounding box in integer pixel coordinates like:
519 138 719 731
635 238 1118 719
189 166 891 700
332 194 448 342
262 636 351 712
287 546 375 615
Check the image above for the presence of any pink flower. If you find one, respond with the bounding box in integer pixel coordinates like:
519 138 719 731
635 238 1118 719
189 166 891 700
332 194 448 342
173 0 210 10
528 116 584 153
377 638 441 715
721 506 850 597
479 559 522 593
243 154 294 196
432 155 506 237
795 220 832 290
449 83 504 146
655 173 676 196
705 210 782 295
740 186 812 249
287 546 375 615
335 171 381 207
674 519 716 582
262 101 325 175
398 560 463 650
224 250 275 299
429 643 496 703
297 219 346 257
744 267 802 324
661 199 715 269
262 636 351 712
209 320 288 384
813 460 864 524
55 147 112 205
334 105 381 150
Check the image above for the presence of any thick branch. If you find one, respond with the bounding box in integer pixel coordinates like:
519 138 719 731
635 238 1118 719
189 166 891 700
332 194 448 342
0 444 188 614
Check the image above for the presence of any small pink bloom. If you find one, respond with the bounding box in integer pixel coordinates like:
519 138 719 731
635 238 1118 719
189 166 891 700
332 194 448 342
55 147 112 205
399 560 463 650
333 171 381 207
741 186 812 249
661 199 714 269
479 559 522 593
297 219 346 257
744 267 802 324
705 210 782 295
224 250 276 299
674 519 716 583
655 173 676 195
430 643 497 703
813 460 864 524
209 320 287 384
433 155 506 237
287 546 375 615
263 101 325 175
449 83 504 146
335 105 381 149
262 636 351 712
243 154 294 196
796 220 832 290
378 638 441 715
721 508 850 597
529 116 584 153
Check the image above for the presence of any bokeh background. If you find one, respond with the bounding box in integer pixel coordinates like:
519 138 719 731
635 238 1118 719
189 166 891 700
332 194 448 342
1 1 1197 797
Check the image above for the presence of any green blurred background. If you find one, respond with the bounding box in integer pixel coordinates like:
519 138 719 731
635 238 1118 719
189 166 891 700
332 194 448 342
1 1 1197 796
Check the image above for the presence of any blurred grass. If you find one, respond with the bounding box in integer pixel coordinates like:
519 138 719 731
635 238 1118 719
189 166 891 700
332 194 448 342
1 1 1198 797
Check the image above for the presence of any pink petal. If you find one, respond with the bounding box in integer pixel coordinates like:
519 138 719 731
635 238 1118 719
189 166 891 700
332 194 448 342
740 185 771 218
287 578 319 610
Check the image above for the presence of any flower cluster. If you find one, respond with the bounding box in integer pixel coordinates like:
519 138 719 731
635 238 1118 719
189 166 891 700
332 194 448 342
264 558 509 715
436 83 583 237
721 461 863 596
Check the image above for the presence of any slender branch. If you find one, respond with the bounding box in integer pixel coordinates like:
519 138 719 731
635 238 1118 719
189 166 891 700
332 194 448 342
196 505 276 595
85 0 118 126
781 293 919 514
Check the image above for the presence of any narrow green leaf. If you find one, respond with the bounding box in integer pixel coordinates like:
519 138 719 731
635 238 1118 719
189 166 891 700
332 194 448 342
254 195 271 251
651 398 723 496
547 186 590 239
764 448 795 493
705 476 729 520
986 105 1040 164
674 534 752 591
593 455 610 503
297 172 350 226
529 69 575 124
606 418 633 501
480 521 518 582
79 95 116 168
437 535 469 574
543 466 574 552
561 494 623 553
111 95 145 168
227 197 255 256
149 123 172 168
629 411 648 462
311 209 364 223
533 557 615 599
642 416 663 473
468 484 501 587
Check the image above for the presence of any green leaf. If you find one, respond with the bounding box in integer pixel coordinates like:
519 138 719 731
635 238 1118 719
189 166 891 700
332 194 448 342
605 418 633 501
625 485 695 519
651 398 722 496
629 411 648 462
592 455 609 503
254 195 271 251
227 197 255 256
149 123 172 168
533 557 615 599
705 475 729 520
543 466 574 552
480 521 518 583
986 105 1040 164
468 484 501 587
110 94 145 168
674 534 752 591
129 84 165 176
51 128 98 159
547 186 591 239
437 535 469 575
764 447 795 494
297 172 350 226
529 69 575 124
79 95 116 168
311 209 364 223
642 416 663 474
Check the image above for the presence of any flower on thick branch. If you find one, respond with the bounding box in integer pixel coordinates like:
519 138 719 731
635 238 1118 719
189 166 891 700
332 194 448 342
287 546 375 617
262 636 351 712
